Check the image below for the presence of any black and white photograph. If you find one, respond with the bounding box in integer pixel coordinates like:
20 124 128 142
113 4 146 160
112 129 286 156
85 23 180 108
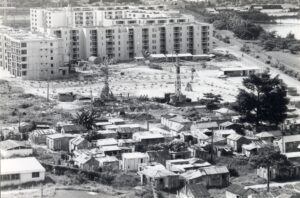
0 0 300 197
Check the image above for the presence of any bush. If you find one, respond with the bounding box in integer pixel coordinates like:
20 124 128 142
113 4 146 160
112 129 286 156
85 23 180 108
229 168 239 177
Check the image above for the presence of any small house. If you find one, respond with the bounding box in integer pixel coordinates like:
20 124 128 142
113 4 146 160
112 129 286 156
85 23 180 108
108 118 126 125
0 140 33 158
181 166 230 188
122 152 149 171
161 114 192 133
226 134 250 152
69 136 91 153
96 130 117 139
139 163 180 190
133 132 165 146
177 184 211 198
214 129 237 139
46 134 77 151
100 145 122 157
29 129 56 144
96 138 118 148
73 154 99 171
96 156 119 171
191 122 219 133
1 157 45 187
226 184 257 198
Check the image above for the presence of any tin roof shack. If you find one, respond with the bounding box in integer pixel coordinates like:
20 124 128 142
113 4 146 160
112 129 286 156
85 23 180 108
29 129 56 144
226 134 250 152
177 184 211 198
96 138 118 148
166 158 211 174
214 129 237 139
242 140 271 157
226 184 257 198
1 157 45 187
219 121 243 132
255 131 282 143
69 136 91 153
61 124 87 134
161 114 192 133
150 127 178 141
46 134 77 152
100 145 122 157
0 140 33 158
181 166 229 188
133 132 165 149
122 152 149 171
73 154 99 171
96 130 117 139
274 134 300 153
96 156 119 172
116 124 146 139
139 163 180 190
220 66 259 77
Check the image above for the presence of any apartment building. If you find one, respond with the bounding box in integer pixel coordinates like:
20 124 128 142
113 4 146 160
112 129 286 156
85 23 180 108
30 5 213 62
0 27 69 80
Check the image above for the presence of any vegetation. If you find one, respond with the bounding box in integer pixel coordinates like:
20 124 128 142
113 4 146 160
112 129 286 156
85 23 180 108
73 108 99 130
234 72 288 131
148 141 188 152
237 11 271 22
206 11 264 40
201 93 223 112
250 147 292 192
259 31 300 53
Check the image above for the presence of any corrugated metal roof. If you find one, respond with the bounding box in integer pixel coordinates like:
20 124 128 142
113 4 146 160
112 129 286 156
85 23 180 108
202 166 229 175
1 157 45 174
227 133 243 141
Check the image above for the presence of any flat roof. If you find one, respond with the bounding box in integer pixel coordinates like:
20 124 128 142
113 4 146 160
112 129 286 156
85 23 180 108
1 157 45 175
122 152 148 159
221 66 259 72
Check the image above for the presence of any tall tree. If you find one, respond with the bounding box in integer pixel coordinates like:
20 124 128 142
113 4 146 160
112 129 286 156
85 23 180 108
235 72 288 131
202 93 223 112
249 147 291 192
73 108 99 130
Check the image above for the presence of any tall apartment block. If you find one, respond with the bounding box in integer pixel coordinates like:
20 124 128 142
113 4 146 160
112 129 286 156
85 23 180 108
30 5 213 63
0 27 69 80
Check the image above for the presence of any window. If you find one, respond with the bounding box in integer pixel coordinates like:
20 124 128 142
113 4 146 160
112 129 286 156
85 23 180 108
11 174 20 180
22 64 27 69
21 57 27 62
51 64 53 67
50 43 53 47
141 159 143 163
21 50 27 55
1 175 10 181
22 71 27 76
32 172 40 178
51 71 54 74
51 57 53 60
21 43 27 47
50 50 53 53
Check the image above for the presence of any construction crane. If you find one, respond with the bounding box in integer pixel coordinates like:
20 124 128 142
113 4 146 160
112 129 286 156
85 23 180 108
174 55 182 97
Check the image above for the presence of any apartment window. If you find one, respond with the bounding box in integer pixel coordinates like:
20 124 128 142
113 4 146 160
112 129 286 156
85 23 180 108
51 71 54 74
11 174 20 180
50 43 53 47
21 50 27 55
21 43 27 47
22 64 27 69
32 172 40 178
51 57 53 60
50 50 53 53
152 34 156 38
51 64 53 67
22 71 27 76
21 57 27 62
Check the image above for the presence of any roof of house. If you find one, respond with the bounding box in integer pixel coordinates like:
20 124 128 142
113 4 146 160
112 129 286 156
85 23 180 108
255 130 282 138
96 156 118 163
97 138 118 147
139 164 176 178
31 129 56 136
122 152 148 159
74 154 92 164
133 132 164 140
202 166 229 175
47 133 77 140
108 118 125 124
192 122 218 130
101 145 121 152
193 132 210 140
96 130 117 135
70 136 87 145
227 184 249 195
278 134 300 143
181 169 207 180
220 121 234 127
215 129 237 136
1 157 45 174
0 140 31 150
227 133 243 141
187 184 210 197
61 124 87 133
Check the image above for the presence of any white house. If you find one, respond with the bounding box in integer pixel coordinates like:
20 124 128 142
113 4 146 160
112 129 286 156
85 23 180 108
122 152 149 171
0 140 33 158
0 157 45 187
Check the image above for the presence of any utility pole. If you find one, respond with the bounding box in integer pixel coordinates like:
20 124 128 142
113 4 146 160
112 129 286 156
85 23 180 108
210 128 214 163
175 54 181 97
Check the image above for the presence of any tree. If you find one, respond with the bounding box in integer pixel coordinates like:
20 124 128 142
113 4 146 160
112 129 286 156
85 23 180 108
202 93 223 112
234 72 288 131
73 108 99 130
249 147 291 192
